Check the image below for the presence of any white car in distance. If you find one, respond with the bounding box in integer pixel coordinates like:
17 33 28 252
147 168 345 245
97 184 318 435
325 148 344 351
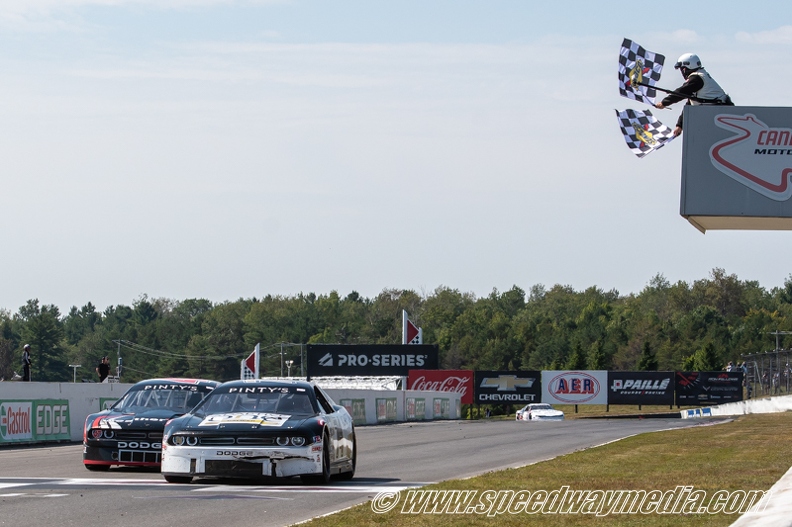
516 403 564 421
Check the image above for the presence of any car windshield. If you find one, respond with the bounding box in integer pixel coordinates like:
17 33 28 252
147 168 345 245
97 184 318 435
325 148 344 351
532 404 553 410
113 386 207 413
197 386 316 416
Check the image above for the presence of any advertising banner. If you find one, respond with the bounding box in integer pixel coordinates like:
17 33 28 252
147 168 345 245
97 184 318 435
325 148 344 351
407 369 473 405
306 344 438 378
339 398 367 426
680 106 792 232
0 400 70 444
473 370 542 405
406 397 426 420
607 371 675 405
433 398 451 419
375 397 397 423
542 371 608 405
675 371 744 405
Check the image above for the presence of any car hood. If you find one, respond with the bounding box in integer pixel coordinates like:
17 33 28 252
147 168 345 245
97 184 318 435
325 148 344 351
178 412 313 432
92 409 183 429
530 409 564 418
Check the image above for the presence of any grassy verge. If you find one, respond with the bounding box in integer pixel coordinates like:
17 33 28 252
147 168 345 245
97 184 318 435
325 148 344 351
302 413 792 527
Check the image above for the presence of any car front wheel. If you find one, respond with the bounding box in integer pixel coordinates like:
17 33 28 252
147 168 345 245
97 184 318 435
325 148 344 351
301 434 331 485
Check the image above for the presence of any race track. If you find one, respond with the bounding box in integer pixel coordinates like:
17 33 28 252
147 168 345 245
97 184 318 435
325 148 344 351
0 418 704 527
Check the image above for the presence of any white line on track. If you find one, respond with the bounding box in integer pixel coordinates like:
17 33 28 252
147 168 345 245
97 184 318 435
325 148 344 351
191 484 426 494
0 478 429 494
0 483 33 490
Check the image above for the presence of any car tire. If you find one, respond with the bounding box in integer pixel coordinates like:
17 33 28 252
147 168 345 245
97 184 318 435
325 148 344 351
85 464 111 472
301 433 331 485
335 432 356 481
164 475 193 484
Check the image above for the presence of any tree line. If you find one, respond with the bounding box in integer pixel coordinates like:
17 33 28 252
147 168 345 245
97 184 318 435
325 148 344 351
2 268 791 383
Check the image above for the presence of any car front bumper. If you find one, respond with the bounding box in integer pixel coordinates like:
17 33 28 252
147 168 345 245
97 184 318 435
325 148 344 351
161 443 323 479
83 441 162 467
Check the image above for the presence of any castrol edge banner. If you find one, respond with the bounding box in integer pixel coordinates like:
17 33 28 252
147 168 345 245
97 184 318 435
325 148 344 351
407 370 473 405
0 400 71 444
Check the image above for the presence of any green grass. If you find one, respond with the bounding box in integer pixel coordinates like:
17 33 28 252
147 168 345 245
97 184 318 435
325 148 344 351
300 413 792 527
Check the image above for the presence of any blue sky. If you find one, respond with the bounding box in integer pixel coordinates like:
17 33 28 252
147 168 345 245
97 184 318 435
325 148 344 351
2 1 792 313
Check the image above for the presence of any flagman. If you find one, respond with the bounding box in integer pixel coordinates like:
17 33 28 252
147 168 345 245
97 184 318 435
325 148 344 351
654 53 732 136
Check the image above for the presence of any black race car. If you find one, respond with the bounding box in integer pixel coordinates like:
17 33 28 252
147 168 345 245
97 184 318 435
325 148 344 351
161 379 356 484
83 378 220 471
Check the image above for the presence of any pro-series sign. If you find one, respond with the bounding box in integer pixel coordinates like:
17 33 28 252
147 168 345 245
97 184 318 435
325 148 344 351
306 345 438 378
473 370 541 405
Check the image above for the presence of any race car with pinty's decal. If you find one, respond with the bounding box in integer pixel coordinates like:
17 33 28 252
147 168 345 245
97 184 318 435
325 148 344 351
83 378 220 471
161 379 356 484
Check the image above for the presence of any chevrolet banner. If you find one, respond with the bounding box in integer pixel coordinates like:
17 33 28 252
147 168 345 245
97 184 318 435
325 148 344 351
473 370 541 405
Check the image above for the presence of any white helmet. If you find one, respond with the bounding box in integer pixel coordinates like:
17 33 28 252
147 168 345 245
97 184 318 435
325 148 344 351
675 53 701 71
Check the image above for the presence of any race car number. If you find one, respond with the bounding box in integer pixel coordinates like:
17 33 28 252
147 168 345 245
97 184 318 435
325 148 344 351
198 412 290 427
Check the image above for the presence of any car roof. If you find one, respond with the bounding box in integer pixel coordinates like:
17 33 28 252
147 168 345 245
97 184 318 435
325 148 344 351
218 379 315 389
131 378 221 387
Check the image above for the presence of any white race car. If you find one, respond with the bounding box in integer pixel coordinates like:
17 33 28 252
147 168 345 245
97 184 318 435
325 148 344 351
161 379 355 484
516 403 564 421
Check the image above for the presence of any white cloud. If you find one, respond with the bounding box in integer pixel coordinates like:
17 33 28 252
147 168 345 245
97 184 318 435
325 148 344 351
736 25 792 44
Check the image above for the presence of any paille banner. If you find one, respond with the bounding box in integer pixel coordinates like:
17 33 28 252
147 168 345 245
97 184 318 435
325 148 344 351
607 371 675 405
0 399 70 444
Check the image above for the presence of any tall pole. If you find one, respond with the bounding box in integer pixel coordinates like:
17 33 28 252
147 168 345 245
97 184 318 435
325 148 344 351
280 342 284 378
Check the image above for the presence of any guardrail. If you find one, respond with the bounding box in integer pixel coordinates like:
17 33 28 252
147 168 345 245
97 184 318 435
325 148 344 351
1 383 462 446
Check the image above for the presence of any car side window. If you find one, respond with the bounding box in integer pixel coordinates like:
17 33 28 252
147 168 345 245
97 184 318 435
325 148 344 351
313 387 334 414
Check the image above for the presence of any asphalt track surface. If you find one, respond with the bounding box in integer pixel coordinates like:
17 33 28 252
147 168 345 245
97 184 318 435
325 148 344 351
0 418 706 527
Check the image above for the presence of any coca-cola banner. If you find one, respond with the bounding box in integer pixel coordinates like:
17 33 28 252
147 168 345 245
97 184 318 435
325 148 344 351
474 370 542 405
407 369 473 405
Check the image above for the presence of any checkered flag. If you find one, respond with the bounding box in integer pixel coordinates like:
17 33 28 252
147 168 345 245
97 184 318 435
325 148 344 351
615 109 675 158
402 310 423 345
240 343 260 380
618 38 665 105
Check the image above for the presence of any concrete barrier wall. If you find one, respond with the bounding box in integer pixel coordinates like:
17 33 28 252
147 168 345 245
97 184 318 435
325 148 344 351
0 382 134 443
326 389 462 425
681 394 792 418
0 383 462 445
